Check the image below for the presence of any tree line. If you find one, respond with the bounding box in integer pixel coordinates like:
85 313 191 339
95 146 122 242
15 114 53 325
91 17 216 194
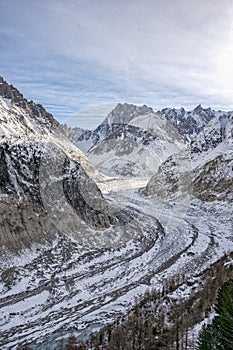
17 253 233 350
197 279 233 350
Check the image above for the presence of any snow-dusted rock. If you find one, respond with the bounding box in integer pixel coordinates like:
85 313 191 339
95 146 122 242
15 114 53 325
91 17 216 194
146 112 233 203
0 77 232 349
160 105 219 141
68 103 184 178
0 77 115 250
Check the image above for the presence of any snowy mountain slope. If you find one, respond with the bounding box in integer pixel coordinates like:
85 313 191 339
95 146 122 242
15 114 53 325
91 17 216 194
0 77 232 349
101 102 154 125
67 104 229 159
190 114 233 202
0 80 180 349
190 112 233 153
0 77 59 134
67 103 184 178
69 103 155 153
0 77 105 180
0 77 121 251
1 165 232 350
66 104 230 179
146 112 233 203
159 104 221 141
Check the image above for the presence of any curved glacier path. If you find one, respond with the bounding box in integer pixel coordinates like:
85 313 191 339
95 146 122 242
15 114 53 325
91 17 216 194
0 178 232 349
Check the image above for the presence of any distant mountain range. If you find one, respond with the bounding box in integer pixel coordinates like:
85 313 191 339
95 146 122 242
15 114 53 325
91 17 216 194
64 102 231 178
0 76 232 349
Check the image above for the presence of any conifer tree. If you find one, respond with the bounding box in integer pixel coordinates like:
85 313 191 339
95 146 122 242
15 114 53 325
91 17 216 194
215 279 233 350
197 279 233 350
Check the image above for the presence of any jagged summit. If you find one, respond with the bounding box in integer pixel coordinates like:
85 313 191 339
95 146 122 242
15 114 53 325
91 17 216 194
102 102 154 126
146 109 233 201
193 104 203 113
160 105 218 140
0 76 26 107
68 102 183 177
190 111 233 154
192 104 215 116
0 76 59 134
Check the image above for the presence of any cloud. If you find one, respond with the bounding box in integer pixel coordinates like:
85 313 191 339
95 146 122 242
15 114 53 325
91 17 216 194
1 0 233 127
64 103 118 130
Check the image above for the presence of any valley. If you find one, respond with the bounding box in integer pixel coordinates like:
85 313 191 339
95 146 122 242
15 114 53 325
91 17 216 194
0 77 232 349
0 175 232 349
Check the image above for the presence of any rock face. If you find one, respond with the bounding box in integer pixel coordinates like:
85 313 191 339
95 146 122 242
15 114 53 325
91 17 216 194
190 113 233 153
66 103 231 179
0 78 232 350
63 124 88 143
0 76 59 132
67 103 184 178
146 112 233 203
191 113 233 202
0 142 46 250
70 103 155 152
192 154 233 202
102 103 154 125
0 77 114 251
160 105 219 141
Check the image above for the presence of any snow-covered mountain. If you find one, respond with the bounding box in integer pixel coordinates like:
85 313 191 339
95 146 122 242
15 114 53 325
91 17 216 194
68 103 184 178
0 77 102 179
0 77 232 349
66 103 230 179
159 104 221 141
146 110 233 202
0 77 120 251
0 79 166 348
69 103 156 154
190 112 233 153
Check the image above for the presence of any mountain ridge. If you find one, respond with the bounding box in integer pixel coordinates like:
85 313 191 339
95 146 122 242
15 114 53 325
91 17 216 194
0 77 118 251
67 103 185 178
0 78 232 349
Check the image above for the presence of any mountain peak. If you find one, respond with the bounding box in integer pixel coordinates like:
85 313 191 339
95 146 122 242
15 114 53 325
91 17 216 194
103 103 154 125
160 105 217 141
0 76 26 108
111 102 153 113
193 104 203 112
193 105 213 114
0 76 59 133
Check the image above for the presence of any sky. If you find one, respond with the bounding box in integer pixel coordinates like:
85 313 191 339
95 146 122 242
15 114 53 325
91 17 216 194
1 0 233 129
